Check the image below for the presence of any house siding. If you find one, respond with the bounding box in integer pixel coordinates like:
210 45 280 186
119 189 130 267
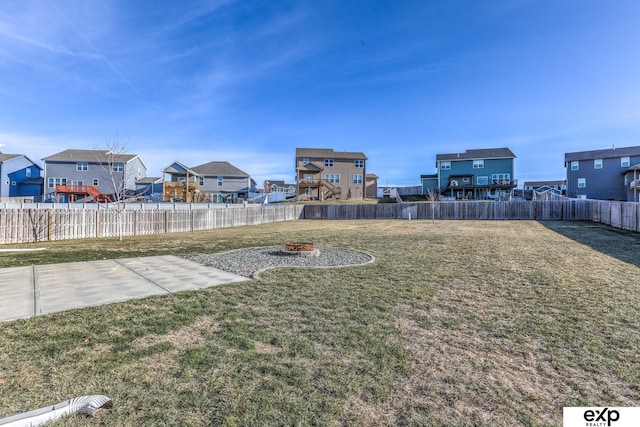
1 156 42 198
439 158 514 188
44 156 147 199
565 148 640 200
295 149 367 200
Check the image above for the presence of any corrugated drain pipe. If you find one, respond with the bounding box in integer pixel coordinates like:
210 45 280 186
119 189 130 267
0 395 112 427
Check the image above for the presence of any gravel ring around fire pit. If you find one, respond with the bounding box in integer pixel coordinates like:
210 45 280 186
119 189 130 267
184 246 375 279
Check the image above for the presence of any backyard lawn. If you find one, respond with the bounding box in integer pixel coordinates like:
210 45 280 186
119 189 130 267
0 220 638 426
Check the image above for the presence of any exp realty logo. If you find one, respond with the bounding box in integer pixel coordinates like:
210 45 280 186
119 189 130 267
563 407 640 427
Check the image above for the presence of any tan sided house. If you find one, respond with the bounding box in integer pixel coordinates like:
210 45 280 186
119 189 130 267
295 148 368 200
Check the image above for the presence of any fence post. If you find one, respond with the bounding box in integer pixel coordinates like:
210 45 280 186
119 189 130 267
47 210 53 241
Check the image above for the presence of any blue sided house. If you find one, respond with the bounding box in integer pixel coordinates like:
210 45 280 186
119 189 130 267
422 148 517 200
0 153 43 200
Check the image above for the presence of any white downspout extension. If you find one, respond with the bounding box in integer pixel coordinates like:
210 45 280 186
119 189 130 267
0 395 112 426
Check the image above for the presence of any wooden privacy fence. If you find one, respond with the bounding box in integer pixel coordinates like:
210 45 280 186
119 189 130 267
0 205 304 244
301 200 640 231
1 200 639 244
301 200 595 221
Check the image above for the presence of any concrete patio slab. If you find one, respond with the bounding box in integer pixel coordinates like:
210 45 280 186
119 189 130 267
0 255 249 323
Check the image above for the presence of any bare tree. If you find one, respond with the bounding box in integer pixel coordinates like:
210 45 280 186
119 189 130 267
93 135 133 241
426 188 440 222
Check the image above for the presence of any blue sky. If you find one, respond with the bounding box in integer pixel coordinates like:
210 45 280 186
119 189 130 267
0 0 639 186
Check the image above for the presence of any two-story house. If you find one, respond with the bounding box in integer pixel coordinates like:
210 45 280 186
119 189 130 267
423 148 517 200
42 149 147 202
564 146 640 201
0 153 43 200
162 160 257 203
295 148 368 200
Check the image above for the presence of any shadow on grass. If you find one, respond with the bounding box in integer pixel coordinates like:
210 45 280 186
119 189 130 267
539 221 640 269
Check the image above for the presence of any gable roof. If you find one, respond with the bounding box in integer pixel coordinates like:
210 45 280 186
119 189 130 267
162 161 199 176
191 161 250 177
0 153 43 169
42 149 138 164
296 147 367 160
436 148 516 162
564 146 640 163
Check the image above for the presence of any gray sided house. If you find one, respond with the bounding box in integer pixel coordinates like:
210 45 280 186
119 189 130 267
429 148 517 200
564 146 640 201
191 161 256 202
42 149 147 202
0 154 43 200
162 161 257 203
295 147 368 200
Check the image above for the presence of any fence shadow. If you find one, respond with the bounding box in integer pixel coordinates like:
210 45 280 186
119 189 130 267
539 221 640 269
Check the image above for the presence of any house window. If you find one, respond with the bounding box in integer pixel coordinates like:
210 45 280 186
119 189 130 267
217 176 223 187
462 177 470 184
577 194 587 200
93 179 99 186
621 157 630 167
324 159 334 167
324 173 340 183
198 176 204 186
353 174 363 184
473 160 484 169
570 161 579 171
594 159 603 169
48 177 67 188
477 176 488 185
354 160 364 168
440 161 451 170
301 157 309 163
71 180 83 186
76 161 88 171
26 168 31 177
303 174 315 182
491 173 511 184
305 188 313 196
578 178 586 188
113 162 124 172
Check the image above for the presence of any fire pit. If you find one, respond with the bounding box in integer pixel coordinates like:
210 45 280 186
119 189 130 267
281 241 320 257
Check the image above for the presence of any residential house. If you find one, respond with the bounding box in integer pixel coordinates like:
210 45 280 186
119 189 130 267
522 180 566 200
564 146 640 201
42 149 147 202
423 148 517 200
162 160 257 203
295 148 368 200
264 180 297 195
0 153 43 200
365 173 378 198
135 177 163 202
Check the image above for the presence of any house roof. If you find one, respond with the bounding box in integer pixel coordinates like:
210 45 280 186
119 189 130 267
42 149 138 164
625 162 640 172
162 161 199 176
191 161 250 177
296 147 367 160
0 154 21 162
565 146 640 163
0 153 43 169
136 177 163 184
436 148 516 161
297 162 323 172
420 174 438 179
523 180 566 187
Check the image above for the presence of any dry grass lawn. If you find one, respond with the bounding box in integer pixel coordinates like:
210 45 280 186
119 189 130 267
0 220 638 426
